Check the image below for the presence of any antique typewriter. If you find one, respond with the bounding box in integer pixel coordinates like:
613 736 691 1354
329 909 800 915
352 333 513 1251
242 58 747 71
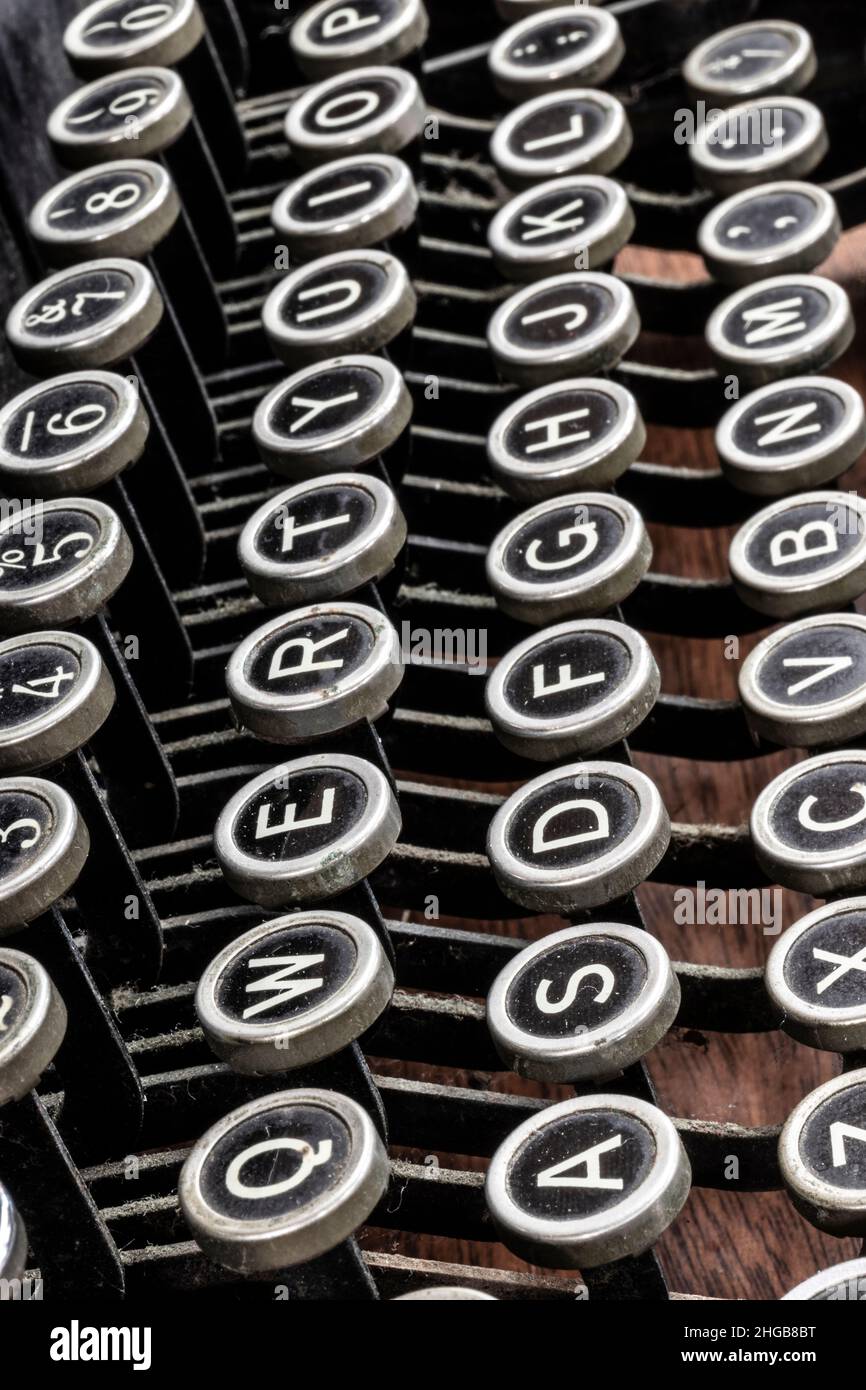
0 0 865 1317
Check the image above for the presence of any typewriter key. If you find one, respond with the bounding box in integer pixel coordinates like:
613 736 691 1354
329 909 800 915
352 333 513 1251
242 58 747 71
751 749 866 895
485 1093 690 1267
698 182 840 288
0 371 148 497
196 910 394 1074
486 618 658 759
706 275 853 389
487 492 651 625
487 922 679 1081
285 66 425 168
215 752 401 907
271 155 417 262
690 97 827 195
0 499 132 635
489 175 634 282
239 474 406 608
489 271 638 387
0 632 114 773
291 0 429 78
765 898 866 1052
488 377 645 500
227 602 403 744
783 1258 866 1301
491 89 632 190
0 777 89 934
779 1069 866 1235
739 614 866 748
729 491 866 619
683 20 816 102
253 356 412 479
262 250 415 368
394 1288 497 1300
716 377 866 497
0 1181 27 1284
0 948 67 1105
487 760 669 912
179 1088 389 1271
489 6 624 103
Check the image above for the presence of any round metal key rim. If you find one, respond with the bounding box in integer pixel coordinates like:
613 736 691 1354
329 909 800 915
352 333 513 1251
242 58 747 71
739 612 866 747
178 1087 390 1271
271 155 417 259
0 1181 27 1283
284 65 426 165
291 0 430 76
697 182 840 287
682 19 816 100
706 274 853 387
64 0 204 72
716 376 866 497
487 376 645 500
214 751 401 907
47 67 192 167
0 947 68 1104
490 88 632 189
488 175 634 282
5 258 164 375
485 617 659 759
29 160 181 264
261 250 415 365
751 749 866 894
486 921 680 1081
487 759 670 911
393 1287 497 1300
488 270 639 386
0 631 115 773
689 97 827 193
485 1092 691 1268
238 473 406 607
196 909 394 1074
0 371 150 496
782 1257 866 1300
253 354 412 473
779 1067 866 1235
226 601 403 744
489 6 624 102
0 776 90 934
765 896 866 1052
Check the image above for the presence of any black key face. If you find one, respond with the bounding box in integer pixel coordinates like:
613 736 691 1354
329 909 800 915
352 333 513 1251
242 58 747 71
508 97 607 165
0 510 100 595
503 183 608 253
503 500 624 586
214 921 357 1026
754 623 866 711
0 790 54 882
502 278 614 352
0 642 82 731
38 165 157 235
244 613 375 697
267 363 384 444
505 933 648 1039
720 280 828 352
503 627 631 720
254 484 375 567
700 26 797 87
731 382 843 460
799 1082 866 1190
277 260 387 333
505 771 638 869
0 379 119 464
58 72 170 138
199 1103 351 1221
503 385 618 466
19 266 136 342
506 1109 655 1219
0 958 27 1031
783 908 866 1010
301 74 404 137
714 188 821 256
503 14 600 69
231 766 367 862
744 500 858 580
710 105 803 163
305 0 404 48
769 761 866 856
77 0 184 48
286 161 392 226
